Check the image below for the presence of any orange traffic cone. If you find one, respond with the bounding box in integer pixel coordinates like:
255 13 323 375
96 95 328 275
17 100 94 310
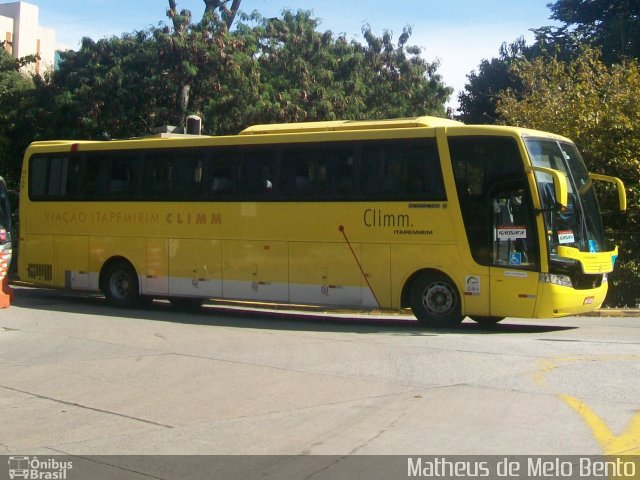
0 276 11 308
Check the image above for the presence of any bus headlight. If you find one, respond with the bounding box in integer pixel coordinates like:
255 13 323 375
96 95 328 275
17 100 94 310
541 273 573 287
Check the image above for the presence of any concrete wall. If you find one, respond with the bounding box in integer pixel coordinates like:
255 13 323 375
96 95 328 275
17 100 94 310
0 1 56 74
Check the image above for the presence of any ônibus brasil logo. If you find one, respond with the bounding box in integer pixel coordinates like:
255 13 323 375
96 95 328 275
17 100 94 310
8 457 73 479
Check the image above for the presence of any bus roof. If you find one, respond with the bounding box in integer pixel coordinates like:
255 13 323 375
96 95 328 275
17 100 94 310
24 117 574 152
239 116 463 135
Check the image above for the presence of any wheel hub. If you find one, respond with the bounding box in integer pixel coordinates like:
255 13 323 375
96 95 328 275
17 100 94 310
423 282 454 314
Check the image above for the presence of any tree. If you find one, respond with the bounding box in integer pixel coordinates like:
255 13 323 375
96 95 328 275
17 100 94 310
30 7 451 139
548 0 640 62
243 11 451 125
202 0 242 29
458 0 640 123
457 39 529 124
166 0 244 120
0 4 453 185
0 44 36 188
496 47 640 306
358 24 451 118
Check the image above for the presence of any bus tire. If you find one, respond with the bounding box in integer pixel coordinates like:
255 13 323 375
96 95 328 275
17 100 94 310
102 260 141 308
410 271 463 328
469 315 504 327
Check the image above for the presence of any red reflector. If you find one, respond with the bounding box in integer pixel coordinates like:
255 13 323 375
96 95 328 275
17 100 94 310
71 143 79 153
583 296 594 305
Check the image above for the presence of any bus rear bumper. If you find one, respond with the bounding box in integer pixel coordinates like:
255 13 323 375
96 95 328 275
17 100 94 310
535 282 608 318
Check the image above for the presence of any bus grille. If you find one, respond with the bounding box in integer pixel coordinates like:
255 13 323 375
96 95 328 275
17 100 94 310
28 263 53 281
572 272 603 290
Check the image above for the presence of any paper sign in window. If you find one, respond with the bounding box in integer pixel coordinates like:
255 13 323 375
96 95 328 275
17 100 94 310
497 226 527 241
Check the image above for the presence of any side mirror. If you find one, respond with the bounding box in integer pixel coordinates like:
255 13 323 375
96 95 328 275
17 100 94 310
527 165 568 208
589 173 627 212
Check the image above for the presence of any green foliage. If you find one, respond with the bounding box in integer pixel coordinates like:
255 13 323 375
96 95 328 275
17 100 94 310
496 47 640 307
239 10 451 126
0 3 451 190
0 44 36 188
548 0 640 62
457 39 529 124
606 230 640 307
496 47 640 191
1 6 451 136
458 0 640 123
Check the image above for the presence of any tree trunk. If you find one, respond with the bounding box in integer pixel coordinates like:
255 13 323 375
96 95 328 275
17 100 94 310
203 0 242 29
179 84 191 120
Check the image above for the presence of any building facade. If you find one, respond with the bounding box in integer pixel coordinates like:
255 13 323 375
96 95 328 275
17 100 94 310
0 1 55 75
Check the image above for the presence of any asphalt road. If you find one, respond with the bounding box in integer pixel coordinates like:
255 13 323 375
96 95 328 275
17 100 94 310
1 286 639 477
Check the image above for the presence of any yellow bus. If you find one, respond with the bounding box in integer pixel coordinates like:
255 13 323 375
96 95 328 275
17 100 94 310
17 117 626 327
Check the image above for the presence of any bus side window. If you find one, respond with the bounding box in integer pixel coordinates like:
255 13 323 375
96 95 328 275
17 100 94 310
362 139 445 201
283 148 314 198
29 157 49 198
331 150 357 198
363 144 401 197
63 156 83 198
29 155 83 199
109 154 143 198
84 154 109 199
238 149 277 198
210 153 236 197
282 145 357 200
172 155 199 199
144 151 173 198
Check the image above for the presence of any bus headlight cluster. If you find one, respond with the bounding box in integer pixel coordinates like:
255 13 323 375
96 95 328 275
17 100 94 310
541 273 573 287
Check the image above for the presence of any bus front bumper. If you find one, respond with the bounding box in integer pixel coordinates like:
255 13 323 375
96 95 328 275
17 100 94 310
534 281 609 318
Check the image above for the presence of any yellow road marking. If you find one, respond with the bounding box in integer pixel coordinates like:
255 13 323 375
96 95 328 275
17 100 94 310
560 394 640 455
534 355 640 456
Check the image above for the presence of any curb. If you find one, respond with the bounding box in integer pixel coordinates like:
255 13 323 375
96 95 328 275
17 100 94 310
582 309 639 317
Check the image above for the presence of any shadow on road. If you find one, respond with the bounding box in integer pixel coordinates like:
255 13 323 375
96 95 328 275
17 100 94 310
8 286 578 335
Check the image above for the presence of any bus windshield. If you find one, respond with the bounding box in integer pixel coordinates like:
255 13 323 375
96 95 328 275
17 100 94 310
524 138 606 257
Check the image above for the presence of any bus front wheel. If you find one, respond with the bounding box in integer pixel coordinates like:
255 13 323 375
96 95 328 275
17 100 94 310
410 271 463 328
102 260 141 308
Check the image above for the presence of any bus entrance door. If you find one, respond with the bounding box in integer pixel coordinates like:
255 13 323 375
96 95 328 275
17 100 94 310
489 267 538 318
489 187 540 318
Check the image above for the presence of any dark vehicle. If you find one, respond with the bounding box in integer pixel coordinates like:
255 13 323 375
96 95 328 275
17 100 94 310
0 176 12 275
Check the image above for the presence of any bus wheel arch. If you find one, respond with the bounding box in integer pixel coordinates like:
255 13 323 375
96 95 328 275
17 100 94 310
100 257 142 308
404 269 464 328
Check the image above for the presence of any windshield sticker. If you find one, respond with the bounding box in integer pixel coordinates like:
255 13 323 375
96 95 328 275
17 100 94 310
558 230 575 244
464 276 481 296
497 226 527 241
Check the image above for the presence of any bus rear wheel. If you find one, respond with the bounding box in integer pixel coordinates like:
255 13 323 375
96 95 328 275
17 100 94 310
102 260 140 308
410 271 463 328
